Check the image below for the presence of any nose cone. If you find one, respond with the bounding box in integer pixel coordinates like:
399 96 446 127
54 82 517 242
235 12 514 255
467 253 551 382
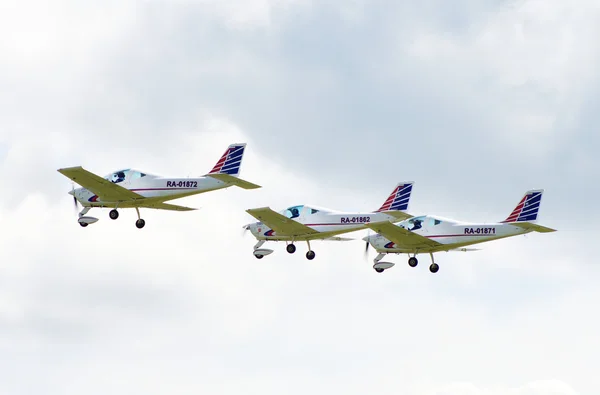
68 189 74 196
362 235 371 242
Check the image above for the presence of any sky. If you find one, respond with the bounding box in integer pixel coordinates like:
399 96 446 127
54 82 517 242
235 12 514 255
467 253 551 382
1 0 599 394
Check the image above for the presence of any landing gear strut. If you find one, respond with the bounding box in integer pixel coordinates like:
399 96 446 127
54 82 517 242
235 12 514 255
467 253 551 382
254 241 265 258
79 207 91 217
305 240 315 260
372 253 394 273
429 253 439 273
135 207 145 229
252 240 273 259
77 207 97 228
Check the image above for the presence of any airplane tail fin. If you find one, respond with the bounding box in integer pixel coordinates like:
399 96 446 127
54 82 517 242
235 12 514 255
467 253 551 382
206 143 261 190
375 182 414 219
208 143 247 177
501 189 556 232
501 189 545 223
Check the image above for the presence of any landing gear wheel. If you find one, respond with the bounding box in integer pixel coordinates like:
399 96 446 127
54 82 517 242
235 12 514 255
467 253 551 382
79 222 88 227
375 268 384 273
408 257 418 267
135 219 146 229
255 254 264 259
109 209 119 220
429 263 439 273
306 250 316 260
286 244 296 254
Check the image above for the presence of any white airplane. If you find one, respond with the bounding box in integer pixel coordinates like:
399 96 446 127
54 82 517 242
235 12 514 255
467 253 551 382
363 189 556 274
243 182 415 260
58 143 260 229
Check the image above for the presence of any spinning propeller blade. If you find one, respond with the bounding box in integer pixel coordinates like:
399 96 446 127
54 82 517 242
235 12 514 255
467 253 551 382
71 184 79 214
363 230 371 260
242 224 250 237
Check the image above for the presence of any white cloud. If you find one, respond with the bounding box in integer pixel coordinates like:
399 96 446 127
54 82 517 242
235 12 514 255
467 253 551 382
422 380 579 395
0 0 599 394
404 0 600 157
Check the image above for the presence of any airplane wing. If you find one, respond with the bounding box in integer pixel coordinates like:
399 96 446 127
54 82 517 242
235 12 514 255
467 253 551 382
57 166 144 201
324 236 354 241
142 202 198 211
246 207 319 237
365 221 441 249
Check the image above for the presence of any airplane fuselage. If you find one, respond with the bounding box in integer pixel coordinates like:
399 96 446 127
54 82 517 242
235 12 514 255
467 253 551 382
368 219 530 253
73 176 229 208
247 211 402 241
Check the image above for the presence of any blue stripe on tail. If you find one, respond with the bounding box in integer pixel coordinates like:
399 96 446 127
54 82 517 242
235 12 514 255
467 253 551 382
516 191 543 222
389 183 413 211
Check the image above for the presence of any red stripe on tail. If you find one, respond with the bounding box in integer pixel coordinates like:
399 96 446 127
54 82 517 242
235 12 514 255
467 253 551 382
503 196 526 223
377 186 399 212
209 148 231 174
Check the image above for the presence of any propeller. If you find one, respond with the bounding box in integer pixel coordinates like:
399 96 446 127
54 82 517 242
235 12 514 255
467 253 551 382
71 183 80 215
242 224 250 237
363 230 371 260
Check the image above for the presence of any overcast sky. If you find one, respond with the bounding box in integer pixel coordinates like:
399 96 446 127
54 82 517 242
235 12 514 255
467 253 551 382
1 0 599 394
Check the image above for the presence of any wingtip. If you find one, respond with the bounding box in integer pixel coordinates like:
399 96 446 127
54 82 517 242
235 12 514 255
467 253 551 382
57 166 83 173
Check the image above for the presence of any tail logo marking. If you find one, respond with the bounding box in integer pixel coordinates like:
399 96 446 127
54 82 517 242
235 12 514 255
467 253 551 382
377 183 413 212
503 190 543 223
209 144 246 175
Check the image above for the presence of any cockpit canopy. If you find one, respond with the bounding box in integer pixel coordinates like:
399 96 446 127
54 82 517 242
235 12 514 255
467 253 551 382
280 205 325 219
400 215 443 231
103 169 149 184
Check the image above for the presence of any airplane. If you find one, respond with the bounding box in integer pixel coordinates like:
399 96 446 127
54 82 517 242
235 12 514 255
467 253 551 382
243 182 415 260
363 189 556 274
58 143 261 229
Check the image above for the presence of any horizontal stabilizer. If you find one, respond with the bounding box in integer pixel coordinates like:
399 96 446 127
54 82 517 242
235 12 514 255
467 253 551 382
380 210 413 221
510 222 556 233
208 173 261 189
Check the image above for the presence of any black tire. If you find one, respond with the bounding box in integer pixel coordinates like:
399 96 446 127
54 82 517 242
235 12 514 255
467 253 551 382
109 209 119 220
306 250 316 260
136 219 146 229
408 257 418 267
375 268 384 273
255 254 264 259
429 263 439 273
286 244 296 254
79 222 88 227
